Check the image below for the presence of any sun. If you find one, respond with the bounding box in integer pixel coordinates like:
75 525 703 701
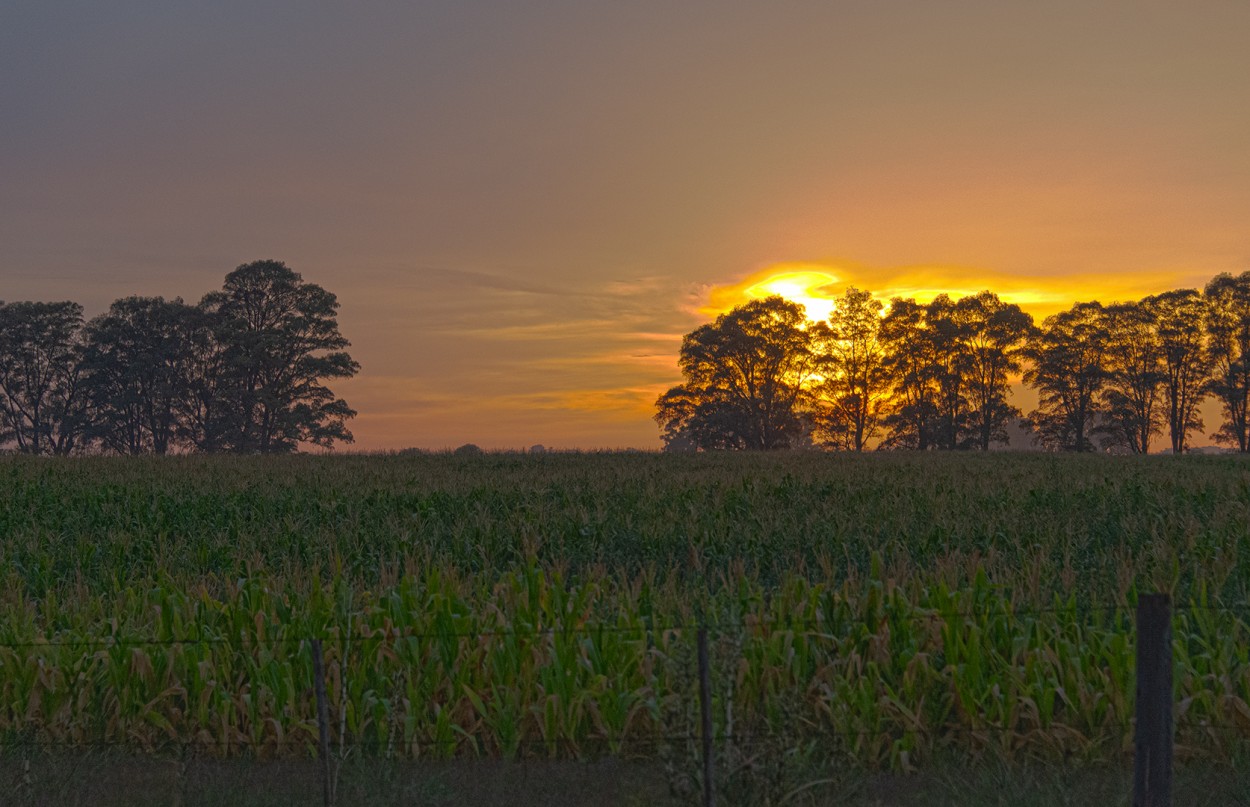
701 260 1185 323
704 262 1056 324
703 263 841 322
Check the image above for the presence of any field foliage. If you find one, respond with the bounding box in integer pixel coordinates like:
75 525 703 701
1 452 1248 780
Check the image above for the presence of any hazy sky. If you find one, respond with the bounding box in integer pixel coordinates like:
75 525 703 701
3 2 1248 449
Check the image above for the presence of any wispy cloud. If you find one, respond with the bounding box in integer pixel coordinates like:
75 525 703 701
413 266 580 297
334 266 695 449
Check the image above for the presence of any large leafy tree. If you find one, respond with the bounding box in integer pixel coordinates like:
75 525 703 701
202 260 360 453
1024 301 1109 451
816 287 888 451
655 296 819 450
1146 289 1209 453
1205 272 1250 452
0 301 88 455
654 385 751 451
173 302 233 452
1097 301 1164 453
925 295 973 450
79 296 203 455
878 298 940 450
957 292 1034 451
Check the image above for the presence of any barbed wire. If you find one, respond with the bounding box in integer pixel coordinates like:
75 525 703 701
3 722 1248 754
0 599 1245 767
1 600 1246 649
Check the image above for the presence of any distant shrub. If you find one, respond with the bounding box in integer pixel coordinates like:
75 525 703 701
453 443 483 456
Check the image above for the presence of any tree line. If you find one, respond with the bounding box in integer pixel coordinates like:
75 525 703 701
656 272 1250 454
0 260 359 455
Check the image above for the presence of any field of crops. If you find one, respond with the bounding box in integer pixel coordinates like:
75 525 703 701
1 452 1249 799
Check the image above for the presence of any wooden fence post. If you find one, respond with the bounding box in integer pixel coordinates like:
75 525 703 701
1133 593 1172 807
312 639 334 807
697 625 716 807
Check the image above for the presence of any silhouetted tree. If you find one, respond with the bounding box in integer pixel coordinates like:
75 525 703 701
0 301 88 455
173 302 232 452
1205 272 1250 452
1024 302 1109 451
1146 289 1208 453
878 298 940 449
1097 301 1165 453
200 260 360 452
655 385 749 450
926 295 971 449
655 296 819 450
79 296 200 455
957 292 1034 450
816 287 888 451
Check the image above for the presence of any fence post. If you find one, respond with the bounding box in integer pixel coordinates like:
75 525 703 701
1133 593 1172 807
697 625 716 807
311 639 334 807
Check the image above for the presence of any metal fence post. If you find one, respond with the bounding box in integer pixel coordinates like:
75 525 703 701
698 624 716 807
312 638 334 807
1133 593 1172 807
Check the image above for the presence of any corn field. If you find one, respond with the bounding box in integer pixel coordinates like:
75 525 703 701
1 452 1248 772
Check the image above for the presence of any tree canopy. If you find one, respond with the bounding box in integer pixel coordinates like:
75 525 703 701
817 287 888 451
0 301 87 455
660 274 1245 453
1023 302 1108 452
203 260 359 452
0 261 358 455
655 296 820 450
1205 272 1250 451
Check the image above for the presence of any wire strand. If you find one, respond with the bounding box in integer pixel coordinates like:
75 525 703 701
4 600 1246 648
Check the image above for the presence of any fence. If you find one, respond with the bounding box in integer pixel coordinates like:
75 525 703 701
1 594 1247 806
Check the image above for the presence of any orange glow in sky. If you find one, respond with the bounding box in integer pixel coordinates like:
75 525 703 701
704 264 842 321
703 262 1213 322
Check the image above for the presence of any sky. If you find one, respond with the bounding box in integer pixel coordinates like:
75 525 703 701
2 2 1248 450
